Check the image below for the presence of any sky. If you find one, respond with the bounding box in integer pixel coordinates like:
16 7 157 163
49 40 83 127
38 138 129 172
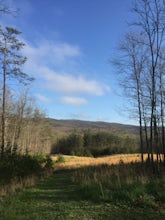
1 0 136 124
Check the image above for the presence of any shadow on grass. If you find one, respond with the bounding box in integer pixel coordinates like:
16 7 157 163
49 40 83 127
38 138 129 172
21 169 82 203
1 164 165 220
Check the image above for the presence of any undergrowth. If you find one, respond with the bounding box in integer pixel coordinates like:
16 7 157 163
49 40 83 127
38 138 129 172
71 162 165 208
0 160 165 219
0 152 53 196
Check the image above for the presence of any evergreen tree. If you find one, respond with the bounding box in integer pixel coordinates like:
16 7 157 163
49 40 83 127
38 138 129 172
0 26 34 155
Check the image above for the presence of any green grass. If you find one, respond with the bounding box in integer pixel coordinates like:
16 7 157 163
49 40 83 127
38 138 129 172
0 164 165 219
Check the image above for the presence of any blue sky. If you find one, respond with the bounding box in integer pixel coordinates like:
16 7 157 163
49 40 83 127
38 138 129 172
1 0 136 124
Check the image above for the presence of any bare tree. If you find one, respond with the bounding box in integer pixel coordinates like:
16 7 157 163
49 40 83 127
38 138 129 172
132 0 165 165
113 32 148 163
0 26 34 155
113 0 165 167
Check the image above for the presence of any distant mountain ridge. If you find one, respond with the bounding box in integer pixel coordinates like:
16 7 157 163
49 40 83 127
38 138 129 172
47 118 139 135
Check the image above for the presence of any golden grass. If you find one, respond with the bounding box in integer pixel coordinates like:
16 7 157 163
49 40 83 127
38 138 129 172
52 153 163 170
52 154 144 169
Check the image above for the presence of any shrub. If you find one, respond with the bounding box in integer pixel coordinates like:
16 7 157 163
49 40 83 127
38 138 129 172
0 153 43 185
44 155 53 169
56 154 65 163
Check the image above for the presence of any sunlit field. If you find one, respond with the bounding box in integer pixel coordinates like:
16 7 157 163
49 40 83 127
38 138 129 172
52 153 158 169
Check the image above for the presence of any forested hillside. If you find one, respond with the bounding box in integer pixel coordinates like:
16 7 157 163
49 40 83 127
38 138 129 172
49 119 139 157
48 118 139 135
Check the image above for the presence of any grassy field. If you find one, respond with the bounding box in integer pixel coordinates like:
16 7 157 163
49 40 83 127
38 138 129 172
52 153 157 169
0 154 165 220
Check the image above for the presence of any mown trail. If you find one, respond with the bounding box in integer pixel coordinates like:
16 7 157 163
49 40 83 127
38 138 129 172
0 168 164 220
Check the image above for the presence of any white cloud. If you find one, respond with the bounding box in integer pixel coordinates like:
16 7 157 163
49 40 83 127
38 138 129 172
23 39 81 66
22 38 110 100
43 71 106 96
61 96 88 106
52 42 81 62
35 94 51 103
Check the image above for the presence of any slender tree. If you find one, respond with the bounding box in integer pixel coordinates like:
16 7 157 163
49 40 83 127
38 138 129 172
113 32 147 163
132 0 165 165
0 26 34 155
113 0 165 166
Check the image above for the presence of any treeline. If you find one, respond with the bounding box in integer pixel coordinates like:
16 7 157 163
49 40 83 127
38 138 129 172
0 90 53 155
51 131 138 157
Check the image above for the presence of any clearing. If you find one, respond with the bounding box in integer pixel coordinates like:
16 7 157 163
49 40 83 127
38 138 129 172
0 154 165 220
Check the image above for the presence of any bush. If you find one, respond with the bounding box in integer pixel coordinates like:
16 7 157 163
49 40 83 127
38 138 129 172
0 153 43 185
44 155 53 169
56 154 65 163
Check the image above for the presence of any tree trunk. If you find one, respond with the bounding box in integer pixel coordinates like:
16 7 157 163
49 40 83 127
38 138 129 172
1 40 7 156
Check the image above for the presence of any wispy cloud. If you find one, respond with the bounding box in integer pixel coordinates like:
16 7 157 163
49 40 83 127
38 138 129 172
23 39 81 66
22 38 110 105
43 71 106 96
35 94 51 103
61 96 88 106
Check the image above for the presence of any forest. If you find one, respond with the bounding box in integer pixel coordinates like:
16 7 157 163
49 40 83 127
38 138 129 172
51 130 138 156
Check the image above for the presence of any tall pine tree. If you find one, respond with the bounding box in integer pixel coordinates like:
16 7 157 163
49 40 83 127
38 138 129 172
0 26 34 155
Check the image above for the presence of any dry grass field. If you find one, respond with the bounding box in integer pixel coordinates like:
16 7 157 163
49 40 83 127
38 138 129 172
52 153 151 169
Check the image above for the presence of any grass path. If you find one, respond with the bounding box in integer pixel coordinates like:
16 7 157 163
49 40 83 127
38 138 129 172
0 169 164 220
